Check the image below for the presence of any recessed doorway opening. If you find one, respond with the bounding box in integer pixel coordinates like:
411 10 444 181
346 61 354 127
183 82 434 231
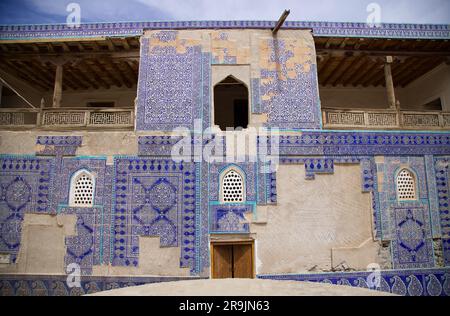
211 241 254 279
213 75 249 131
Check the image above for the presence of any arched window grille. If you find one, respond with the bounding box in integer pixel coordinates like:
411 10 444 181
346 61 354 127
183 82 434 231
69 170 95 207
220 168 245 203
396 168 417 201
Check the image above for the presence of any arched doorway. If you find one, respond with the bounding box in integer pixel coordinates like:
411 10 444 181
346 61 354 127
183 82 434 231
214 75 249 130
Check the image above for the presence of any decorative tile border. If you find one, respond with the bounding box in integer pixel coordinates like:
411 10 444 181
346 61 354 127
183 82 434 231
36 136 82 156
111 157 197 271
1 21 449 40
0 274 204 296
435 158 450 265
258 268 450 296
209 203 254 233
0 155 54 263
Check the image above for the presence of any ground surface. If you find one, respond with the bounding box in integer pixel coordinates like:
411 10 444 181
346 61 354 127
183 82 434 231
89 279 394 296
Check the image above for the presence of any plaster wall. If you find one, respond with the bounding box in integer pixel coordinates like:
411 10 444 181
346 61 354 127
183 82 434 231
398 63 450 111
251 164 381 274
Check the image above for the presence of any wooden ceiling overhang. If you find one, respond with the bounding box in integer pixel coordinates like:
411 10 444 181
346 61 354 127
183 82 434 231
0 37 140 92
315 37 450 88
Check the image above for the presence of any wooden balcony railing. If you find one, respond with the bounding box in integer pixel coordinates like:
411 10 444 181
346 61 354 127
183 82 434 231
0 107 134 129
322 108 450 130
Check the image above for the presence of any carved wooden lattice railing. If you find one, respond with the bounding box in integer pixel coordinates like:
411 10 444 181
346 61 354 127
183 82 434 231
322 108 450 130
0 107 134 129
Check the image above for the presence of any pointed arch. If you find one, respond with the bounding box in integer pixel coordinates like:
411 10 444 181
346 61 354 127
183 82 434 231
214 75 249 131
69 169 95 207
219 165 246 203
396 168 417 201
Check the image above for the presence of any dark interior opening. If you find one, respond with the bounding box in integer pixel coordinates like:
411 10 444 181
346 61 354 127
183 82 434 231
422 98 442 111
214 76 249 131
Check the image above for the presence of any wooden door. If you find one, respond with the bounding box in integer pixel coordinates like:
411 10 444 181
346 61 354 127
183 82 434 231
232 244 253 278
212 245 233 279
211 242 254 279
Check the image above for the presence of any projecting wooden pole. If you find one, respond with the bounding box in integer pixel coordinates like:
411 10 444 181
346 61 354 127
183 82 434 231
52 64 63 108
384 56 397 110
272 9 290 34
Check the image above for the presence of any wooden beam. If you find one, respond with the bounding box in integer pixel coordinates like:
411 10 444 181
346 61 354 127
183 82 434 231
52 64 63 107
68 65 99 89
322 57 348 86
318 56 334 78
332 55 364 86
272 9 290 34
0 60 50 91
0 50 140 60
93 60 122 87
384 56 396 109
79 61 110 89
349 59 380 86
393 57 432 85
316 48 450 57
398 58 443 87
362 63 384 87
110 61 132 88
342 56 371 86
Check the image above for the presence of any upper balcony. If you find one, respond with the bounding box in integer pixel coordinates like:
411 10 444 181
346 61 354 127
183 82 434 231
315 36 450 130
0 37 139 130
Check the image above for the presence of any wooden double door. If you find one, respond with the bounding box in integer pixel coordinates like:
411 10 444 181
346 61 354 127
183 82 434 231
211 241 254 279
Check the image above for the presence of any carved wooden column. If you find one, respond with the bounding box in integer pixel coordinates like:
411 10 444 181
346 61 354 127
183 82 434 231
384 56 397 110
52 63 63 108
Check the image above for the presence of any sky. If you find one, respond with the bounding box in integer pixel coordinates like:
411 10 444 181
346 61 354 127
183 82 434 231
0 0 449 25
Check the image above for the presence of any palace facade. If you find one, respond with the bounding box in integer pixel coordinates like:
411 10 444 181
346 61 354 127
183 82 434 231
0 20 449 295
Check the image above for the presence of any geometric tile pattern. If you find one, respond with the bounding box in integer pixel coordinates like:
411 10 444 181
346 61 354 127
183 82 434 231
391 206 434 269
2 21 448 41
0 274 204 296
55 158 112 274
435 158 450 266
275 133 450 156
0 156 54 263
258 268 450 296
136 34 203 131
112 158 197 271
36 136 82 156
260 39 321 129
209 163 257 203
209 204 253 233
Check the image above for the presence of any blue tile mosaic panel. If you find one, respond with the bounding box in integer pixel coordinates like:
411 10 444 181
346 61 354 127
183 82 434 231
435 158 450 265
209 163 257 203
260 39 321 129
1 21 449 41
209 204 253 233
276 133 450 156
258 268 450 296
391 206 434 269
112 158 197 271
136 33 204 131
36 136 82 156
0 274 204 296
0 156 54 263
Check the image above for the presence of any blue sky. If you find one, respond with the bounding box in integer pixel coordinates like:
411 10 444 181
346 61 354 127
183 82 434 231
0 0 449 25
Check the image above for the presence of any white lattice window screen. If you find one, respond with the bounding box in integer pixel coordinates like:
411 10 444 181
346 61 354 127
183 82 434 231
70 171 95 207
221 169 245 203
396 169 417 201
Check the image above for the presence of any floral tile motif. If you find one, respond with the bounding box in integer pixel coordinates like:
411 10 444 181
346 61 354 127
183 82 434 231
112 158 197 271
0 156 53 263
391 206 434 269
1 21 448 41
209 204 253 233
258 268 450 296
